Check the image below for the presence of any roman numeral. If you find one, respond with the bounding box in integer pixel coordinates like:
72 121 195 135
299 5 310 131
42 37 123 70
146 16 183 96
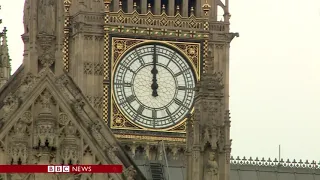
177 86 194 90
174 69 189 77
126 95 136 103
124 83 132 87
152 109 157 128
135 50 145 65
120 63 136 74
137 105 145 115
152 109 157 118
165 107 175 124
133 105 145 121
174 98 188 109
114 82 132 87
169 52 177 60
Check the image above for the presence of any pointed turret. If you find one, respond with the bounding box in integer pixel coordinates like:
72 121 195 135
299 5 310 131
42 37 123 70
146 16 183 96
186 1 232 180
0 6 11 89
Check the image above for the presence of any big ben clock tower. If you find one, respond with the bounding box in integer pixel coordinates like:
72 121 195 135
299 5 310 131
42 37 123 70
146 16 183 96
64 0 238 178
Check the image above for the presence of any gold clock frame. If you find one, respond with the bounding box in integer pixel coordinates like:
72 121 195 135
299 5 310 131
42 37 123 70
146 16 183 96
109 37 201 133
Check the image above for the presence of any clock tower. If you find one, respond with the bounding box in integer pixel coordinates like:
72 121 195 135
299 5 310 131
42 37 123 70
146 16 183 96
64 0 238 179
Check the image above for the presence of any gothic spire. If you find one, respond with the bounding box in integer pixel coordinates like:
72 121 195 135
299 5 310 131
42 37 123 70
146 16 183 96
0 6 11 89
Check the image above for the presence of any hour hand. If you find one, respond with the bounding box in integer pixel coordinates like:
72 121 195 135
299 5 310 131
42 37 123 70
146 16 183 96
151 45 158 97
151 62 158 97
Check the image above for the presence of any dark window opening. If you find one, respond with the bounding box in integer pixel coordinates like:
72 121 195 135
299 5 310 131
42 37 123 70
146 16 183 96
135 0 141 13
175 0 182 14
17 158 22 165
188 0 196 16
161 0 169 14
122 0 128 13
147 0 155 13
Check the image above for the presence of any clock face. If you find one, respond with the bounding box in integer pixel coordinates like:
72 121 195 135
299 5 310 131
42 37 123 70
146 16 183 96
113 44 196 129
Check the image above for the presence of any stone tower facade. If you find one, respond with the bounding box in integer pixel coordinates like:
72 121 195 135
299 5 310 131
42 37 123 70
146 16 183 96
60 0 238 179
0 0 238 179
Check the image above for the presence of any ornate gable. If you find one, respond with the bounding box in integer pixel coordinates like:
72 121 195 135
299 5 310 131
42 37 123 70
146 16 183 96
0 68 144 180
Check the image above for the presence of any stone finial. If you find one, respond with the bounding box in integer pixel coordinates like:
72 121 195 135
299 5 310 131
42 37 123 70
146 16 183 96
119 1 122 10
1 27 8 50
133 2 137 11
202 0 211 16
162 4 166 14
147 3 151 12
64 0 71 11
190 6 194 16
176 5 180 15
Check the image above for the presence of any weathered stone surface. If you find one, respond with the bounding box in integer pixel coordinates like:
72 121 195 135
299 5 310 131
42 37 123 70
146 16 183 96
0 68 144 180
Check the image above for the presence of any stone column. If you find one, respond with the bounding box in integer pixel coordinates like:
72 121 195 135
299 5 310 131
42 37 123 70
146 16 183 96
127 0 133 12
182 0 189 17
168 0 175 16
154 0 161 14
112 0 119 11
141 0 147 14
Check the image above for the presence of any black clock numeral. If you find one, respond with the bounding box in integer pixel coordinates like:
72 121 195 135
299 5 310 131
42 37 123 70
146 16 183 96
115 82 132 87
177 86 193 90
135 49 145 65
133 105 145 121
152 109 157 127
174 98 188 109
137 105 145 115
169 52 177 60
152 109 157 118
122 65 136 74
126 95 136 103
165 107 175 124
124 83 132 87
177 86 186 90
174 68 190 77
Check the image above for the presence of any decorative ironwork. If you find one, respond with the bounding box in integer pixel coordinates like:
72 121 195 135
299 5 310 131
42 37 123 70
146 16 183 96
63 0 71 72
83 62 103 75
230 156 320 169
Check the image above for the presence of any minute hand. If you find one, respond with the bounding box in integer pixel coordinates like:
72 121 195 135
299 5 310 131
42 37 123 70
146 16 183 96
151 45 158 97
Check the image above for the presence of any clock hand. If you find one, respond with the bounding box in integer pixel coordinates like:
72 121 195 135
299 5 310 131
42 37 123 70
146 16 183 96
151 44 158 97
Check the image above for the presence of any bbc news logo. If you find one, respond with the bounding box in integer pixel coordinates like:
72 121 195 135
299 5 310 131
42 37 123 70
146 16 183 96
48 166 70 173
47 165 92 173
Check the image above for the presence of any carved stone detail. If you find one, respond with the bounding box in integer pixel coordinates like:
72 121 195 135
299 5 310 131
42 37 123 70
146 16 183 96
0 93 19 121
83 62 103 75
38 0 56 36
124 165 137 180
204 151 219 180
37 35 56 68
19 72 37 96
84 62 93 74
94 63 103 75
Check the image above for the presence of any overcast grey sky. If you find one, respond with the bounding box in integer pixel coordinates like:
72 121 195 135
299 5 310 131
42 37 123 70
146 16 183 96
1 0 320 162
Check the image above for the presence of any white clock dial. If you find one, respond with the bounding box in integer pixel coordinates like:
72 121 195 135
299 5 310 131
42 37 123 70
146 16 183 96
113 44 195 129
